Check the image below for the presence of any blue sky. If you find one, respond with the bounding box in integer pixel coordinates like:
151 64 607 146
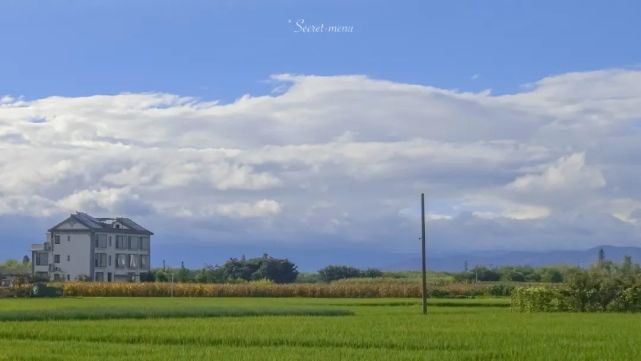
2 0 639 100
2 1 641 270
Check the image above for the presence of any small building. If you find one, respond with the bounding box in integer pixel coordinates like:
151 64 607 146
31 212 153 282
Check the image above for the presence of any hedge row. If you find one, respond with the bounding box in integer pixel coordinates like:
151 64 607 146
512 285 641 312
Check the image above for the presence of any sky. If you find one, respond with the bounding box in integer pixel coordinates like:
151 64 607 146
1 0 641 270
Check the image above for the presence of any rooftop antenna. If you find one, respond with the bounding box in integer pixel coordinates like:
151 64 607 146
420 193 427 314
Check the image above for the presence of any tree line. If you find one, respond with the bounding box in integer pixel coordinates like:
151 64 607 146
141 256 387 284
3 249 636 286
140 255 586 284
453 265 574 283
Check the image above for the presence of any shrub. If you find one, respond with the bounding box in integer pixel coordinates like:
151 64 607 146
295 273 322 283
318 265 362 282
362 268 384 278
0 288 9 298
512 258 641 312
607 286 641 312
486 283 515 297
511 286 570 312
139 272 156 282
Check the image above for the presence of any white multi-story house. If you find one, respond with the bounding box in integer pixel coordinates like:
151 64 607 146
31 212 153 282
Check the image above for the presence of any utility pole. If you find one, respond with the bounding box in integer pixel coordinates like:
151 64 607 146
421 193 427 314
170 273 174 297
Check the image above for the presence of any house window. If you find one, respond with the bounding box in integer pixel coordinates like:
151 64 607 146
53 274 61 281
141 237 149 250
116 254 127 269
108 236 112 247
116 236 126 249
127 236 132 249
108 255 112 266
54 254 60 264
95 234 108 249
130 237 140 250
35 252 48 266
95 272 104 282
67 275 70 281
67 255 70 262
139 255 149 270
67 235 71 242
54 235 60 244
94 253 107 268
128 254 138 269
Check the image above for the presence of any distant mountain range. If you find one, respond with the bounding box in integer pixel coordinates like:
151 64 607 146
384 245 641 272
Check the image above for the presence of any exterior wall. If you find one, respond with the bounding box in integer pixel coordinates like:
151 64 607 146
32 253 49 279
92 233 151 282
50 231 92 281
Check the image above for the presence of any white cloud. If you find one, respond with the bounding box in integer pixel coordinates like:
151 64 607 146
1 69 641 251
166 199 282 219
507 153 606 193
214 199 282 218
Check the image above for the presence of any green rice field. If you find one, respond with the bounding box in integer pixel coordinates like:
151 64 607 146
0 297 640 361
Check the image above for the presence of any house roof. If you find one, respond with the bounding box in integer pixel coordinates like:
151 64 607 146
49 212 154 235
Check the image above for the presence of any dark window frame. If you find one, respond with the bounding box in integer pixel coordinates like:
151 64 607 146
94 253 107 268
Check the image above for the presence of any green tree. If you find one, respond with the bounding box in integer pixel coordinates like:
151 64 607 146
471 266 500 282
362 268 384 278
177 261 190 282
193 265 225 283
622 255 633 275
221 255 299 283
252 256 298 283
154 270 169 282
541 268 564 283
318 265 362 282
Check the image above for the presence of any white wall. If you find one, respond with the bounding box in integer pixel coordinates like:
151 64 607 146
93 233 150 282
51 232 91 281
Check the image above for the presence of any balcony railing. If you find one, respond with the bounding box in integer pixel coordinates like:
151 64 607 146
31 242 51 251
48 265 62 272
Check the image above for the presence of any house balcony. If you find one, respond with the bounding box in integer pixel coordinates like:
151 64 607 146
31 242 51 252
33 265 49 272
48 265 62 272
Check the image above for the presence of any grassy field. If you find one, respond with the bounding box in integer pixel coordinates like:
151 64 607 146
0 297 640 361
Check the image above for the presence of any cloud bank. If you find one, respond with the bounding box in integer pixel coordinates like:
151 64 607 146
2 69 641 252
